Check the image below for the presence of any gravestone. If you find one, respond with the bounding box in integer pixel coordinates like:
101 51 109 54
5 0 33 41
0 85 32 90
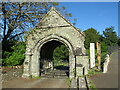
90 43 95 68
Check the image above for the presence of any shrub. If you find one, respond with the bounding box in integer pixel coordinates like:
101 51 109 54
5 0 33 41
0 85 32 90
53 45 69 66
87 42 108 69
3 41 25 66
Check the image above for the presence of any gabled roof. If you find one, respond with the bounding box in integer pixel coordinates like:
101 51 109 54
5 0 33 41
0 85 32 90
36 7 84 36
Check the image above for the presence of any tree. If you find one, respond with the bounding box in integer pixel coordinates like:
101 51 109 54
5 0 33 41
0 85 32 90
53 45 69 65
118 37 120 46
1 2 75 66
84 28 101 49
0 2 75 50
103 26 118 46
0 2 58 43
3 41 25 66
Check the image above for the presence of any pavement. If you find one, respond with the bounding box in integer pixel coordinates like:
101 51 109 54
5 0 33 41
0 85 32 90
90 51 119 89
3 78 69 88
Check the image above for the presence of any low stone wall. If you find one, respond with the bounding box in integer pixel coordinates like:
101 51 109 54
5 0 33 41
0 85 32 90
2 66 23 82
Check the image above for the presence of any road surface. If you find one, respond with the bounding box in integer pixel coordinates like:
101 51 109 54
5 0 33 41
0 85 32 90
90 51 119 89
3 78 69 88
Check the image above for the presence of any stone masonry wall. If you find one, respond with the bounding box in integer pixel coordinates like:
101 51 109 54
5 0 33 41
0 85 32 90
22 7 88 79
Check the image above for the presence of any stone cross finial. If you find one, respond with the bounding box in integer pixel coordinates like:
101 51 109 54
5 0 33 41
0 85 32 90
50 7 56 11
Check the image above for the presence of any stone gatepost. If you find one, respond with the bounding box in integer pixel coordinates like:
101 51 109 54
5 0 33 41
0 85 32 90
69 55 75 79
83 56 89 75
75 47 89 77
30 49 40 77
76 56 83 77
76 55 89 77
22 48 31 78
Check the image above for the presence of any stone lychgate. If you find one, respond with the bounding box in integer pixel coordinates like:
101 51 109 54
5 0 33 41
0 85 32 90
22 7 89 79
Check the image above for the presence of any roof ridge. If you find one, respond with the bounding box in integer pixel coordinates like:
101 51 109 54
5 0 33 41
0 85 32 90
36 7 84 36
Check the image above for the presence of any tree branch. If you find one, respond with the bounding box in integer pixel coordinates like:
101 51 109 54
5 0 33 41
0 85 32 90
9 32 26 40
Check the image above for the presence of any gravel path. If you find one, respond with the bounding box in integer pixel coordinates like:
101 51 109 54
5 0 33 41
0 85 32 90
90 51 118 88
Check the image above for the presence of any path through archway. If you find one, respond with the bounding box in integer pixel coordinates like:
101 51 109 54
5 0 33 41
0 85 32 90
39 40 69 78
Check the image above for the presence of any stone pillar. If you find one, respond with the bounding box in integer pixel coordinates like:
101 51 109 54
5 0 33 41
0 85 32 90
76 56 83 77
22 50 31 78
90 43 95 68
82 55 89 75
83 56 89 75
69 55 75 79
30 49 40 77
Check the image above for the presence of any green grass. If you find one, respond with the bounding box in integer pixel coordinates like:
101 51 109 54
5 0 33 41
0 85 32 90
88 68 102 76
54 62 68 67
88 79 97 90
29 75 43 79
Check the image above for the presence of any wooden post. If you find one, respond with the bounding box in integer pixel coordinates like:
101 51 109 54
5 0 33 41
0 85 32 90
96 42 101 70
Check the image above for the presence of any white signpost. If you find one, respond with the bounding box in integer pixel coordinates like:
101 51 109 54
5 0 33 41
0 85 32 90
90 43 95 68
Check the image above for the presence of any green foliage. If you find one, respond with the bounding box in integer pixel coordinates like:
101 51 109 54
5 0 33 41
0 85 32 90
101 42 108 52
62 6 66 10
101 52 108 64
88 68 102 75
3 41 25 66
84 26 118 51
53 45 69 65
103 26 118 46
66 77 71 87
31 76 43 79
2 40 17 52
1 2 76 66
100 42 108 65
89 80 96 89
118 37 120 46
1 2 74 42
84 26 118 68
65 13 72 17
52 2 59 6
84 28 100 49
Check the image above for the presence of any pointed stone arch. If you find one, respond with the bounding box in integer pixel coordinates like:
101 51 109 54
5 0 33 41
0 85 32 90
23 34 76 79
22 7 89 79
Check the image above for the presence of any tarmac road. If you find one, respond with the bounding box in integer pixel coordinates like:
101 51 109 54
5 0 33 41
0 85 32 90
90 51 119 89
3 78 68 88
